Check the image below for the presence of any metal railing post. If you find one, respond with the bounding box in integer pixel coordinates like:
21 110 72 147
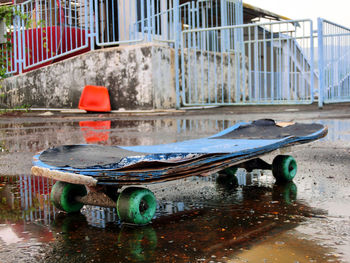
17 5 23 74
12 6 18 74
310 20 315 103
174 0 180 109
147 0 152 41
220 0 227 51
94 0 99 46
88 0 95 50
318 18 325 108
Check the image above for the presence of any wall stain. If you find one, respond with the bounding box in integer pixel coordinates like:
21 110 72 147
141 47 151 58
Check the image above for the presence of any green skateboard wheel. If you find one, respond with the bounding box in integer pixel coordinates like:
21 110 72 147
50 181 87 213
117 187 157 225
272 155 297 183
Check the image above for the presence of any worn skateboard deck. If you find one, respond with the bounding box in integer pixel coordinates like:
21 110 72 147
32 119 327 186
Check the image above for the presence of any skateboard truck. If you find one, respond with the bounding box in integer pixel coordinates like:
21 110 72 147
233 158 272 172
75 190 116 208
218 155 297 184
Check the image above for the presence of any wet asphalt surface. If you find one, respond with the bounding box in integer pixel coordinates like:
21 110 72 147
0 105 350 263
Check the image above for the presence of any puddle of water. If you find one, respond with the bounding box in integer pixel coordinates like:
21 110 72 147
228 230 340 263
0 117 349 262
0 118 348 152
0 119 239 152
0 173 340 263
0 118 348 154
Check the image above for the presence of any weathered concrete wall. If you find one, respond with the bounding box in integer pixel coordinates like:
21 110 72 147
0 43 176 110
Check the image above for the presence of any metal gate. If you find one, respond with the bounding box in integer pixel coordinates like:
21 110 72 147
93 0 242 46
318 18 350 107
10 0 90 74
180 19 315 106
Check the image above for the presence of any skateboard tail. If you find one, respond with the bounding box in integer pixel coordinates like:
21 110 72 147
31 166 98 187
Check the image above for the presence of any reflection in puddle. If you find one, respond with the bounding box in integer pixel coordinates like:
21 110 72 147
318 119 350 142
0 173 340 262
0 118 348 154
0 176 56 224
79 121 111 144
0 119 237 153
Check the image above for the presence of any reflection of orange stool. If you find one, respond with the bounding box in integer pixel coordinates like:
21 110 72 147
80 120 111 143
78 85 111 112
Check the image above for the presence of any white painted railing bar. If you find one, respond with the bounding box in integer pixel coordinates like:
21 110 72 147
318 17 350 107
181 19 314 106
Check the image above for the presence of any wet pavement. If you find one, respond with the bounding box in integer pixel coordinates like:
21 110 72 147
0 105 350 262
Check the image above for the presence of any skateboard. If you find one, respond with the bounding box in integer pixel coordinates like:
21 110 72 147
31 119 327 225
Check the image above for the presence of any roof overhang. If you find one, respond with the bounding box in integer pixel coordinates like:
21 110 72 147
243 2 292 23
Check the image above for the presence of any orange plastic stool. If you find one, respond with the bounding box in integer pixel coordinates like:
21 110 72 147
78 85 111 112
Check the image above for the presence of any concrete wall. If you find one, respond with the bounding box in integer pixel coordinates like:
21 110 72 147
0 43 176 110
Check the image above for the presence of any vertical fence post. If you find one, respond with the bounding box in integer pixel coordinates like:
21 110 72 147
17 5 23 74
318 18 324 108
89 0 95 50
220 0 227 51
12 6 18 74
236 0 243 25
310 20 314 103
147 0 152 42
220 0 226 26
174 0 180 109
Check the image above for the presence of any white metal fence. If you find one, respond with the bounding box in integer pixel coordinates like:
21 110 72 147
17 0 90 72
94 0 242 46
318 18 350 107
180 19 315 106
3 0 350 109
0 0 91 74
94 0 186 46
2 0 243 76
